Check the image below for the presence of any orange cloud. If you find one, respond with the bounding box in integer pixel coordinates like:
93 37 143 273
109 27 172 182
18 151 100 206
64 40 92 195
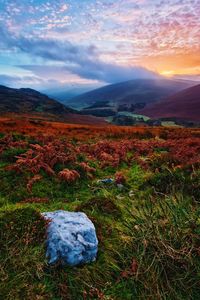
141 52 200 76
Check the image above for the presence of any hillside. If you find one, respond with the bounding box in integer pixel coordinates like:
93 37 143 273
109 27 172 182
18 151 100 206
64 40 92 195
141 84 200 122
0 123 200 299
0 85 75 115
66 79 196 110
0 85 107 125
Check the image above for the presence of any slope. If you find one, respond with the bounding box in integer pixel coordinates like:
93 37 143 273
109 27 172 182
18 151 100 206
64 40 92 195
141 84 200 122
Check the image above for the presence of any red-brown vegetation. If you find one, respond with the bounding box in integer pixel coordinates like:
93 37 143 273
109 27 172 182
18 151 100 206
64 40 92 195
58 169 80 183
1 116 200 193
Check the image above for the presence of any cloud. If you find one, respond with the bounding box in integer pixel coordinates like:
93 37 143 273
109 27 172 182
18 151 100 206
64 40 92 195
0 25 159 84
17 65 103 85
19 63 159 85
0 73 78 90
67 62 159 83
0 74 42 88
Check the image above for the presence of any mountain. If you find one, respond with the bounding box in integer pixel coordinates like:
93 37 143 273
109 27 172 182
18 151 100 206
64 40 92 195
66 79 196 110
141 84 200 122
0 85 107 125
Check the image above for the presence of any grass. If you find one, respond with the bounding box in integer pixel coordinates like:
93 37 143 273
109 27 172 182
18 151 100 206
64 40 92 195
0 207 49 299
0 133 200 299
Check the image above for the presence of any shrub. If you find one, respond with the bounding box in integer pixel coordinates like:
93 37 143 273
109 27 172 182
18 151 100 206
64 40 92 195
58 168 80 183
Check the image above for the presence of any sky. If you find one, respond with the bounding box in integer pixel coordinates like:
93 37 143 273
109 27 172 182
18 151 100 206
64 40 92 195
0 0 199 91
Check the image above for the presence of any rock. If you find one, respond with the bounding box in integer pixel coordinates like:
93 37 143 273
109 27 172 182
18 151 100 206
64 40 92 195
42 210 98 266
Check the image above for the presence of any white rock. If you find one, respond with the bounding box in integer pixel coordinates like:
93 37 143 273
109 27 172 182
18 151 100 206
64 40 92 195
42 210 98 266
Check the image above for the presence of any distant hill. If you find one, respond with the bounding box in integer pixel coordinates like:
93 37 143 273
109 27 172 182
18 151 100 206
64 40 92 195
66 79 196 110
0 85 107 125
141 84 200 122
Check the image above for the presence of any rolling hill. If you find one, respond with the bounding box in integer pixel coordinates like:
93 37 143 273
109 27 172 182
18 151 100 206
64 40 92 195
141 84 200 122
0 85 107 125
66 78 196 110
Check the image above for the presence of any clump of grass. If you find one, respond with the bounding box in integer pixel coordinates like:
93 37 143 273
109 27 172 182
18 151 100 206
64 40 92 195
0 206 47 248
124 195 200 299
144 167 200 200
0 206 51 299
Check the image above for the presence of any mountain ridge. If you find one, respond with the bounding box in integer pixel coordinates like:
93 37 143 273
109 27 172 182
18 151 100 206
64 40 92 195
65 78 197 110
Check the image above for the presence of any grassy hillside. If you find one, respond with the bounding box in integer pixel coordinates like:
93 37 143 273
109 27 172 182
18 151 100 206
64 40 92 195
142 84 200 122
0 120 200 300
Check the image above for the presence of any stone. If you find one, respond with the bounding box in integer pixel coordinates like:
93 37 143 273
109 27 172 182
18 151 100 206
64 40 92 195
42 210 98 266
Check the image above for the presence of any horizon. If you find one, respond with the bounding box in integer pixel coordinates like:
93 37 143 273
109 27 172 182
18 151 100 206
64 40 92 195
0 0 200 92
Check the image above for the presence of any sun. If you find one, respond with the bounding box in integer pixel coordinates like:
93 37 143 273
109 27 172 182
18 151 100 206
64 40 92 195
160 70 174 77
